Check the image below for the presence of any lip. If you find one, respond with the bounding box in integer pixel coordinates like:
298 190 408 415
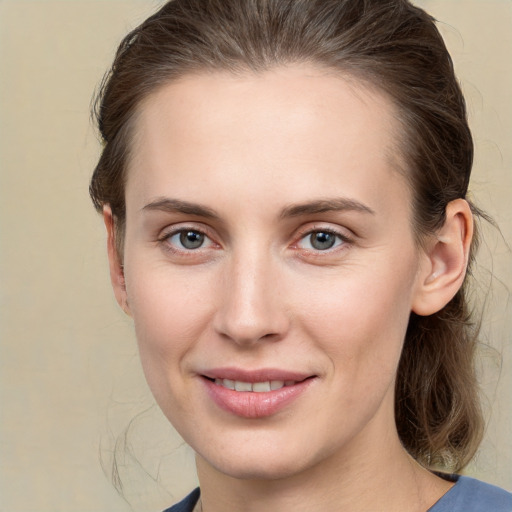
200 367 316 419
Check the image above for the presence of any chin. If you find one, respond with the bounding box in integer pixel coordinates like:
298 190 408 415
210 456 307 481
196 435 328 483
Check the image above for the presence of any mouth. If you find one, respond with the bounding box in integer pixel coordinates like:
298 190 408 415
200 370 316 418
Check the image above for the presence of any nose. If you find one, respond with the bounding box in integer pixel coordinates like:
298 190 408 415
213 252 290 346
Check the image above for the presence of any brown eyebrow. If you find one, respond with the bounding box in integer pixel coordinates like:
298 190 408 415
142 196 375 220
142 198 220 219
280 198 375 218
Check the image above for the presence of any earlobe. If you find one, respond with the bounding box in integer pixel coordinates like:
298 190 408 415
412 199 473 316
103 206 131 316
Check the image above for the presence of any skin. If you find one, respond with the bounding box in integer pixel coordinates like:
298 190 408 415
105 65 473 511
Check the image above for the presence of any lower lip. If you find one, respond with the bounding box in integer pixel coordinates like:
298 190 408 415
202 377 315 418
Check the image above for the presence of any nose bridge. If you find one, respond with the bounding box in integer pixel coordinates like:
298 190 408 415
214 245 288 345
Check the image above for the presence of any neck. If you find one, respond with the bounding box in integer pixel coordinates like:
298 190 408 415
195 425 452 512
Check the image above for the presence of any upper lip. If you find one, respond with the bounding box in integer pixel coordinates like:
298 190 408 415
200 367 314 383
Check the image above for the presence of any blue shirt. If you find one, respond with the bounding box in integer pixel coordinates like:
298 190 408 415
163 476 512 511
429 475 512 511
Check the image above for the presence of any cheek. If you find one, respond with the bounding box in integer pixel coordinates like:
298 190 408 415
123 259 215 393
296 258 417 380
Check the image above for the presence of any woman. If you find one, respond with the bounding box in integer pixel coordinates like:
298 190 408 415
90 0 512 510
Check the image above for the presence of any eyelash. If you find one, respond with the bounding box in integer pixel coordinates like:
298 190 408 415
157 225 218 256
157 225 353 257
293 226 352 254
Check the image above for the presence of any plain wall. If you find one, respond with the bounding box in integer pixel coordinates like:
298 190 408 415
0 1 510 511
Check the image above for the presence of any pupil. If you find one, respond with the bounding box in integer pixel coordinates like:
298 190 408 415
311 232 335 250
180 231 204 249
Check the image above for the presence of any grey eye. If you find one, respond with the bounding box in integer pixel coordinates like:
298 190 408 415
296 230 345 251
309 232 337 250
178 230 205 249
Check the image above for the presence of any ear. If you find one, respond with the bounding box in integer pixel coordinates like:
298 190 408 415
103 205 131 316
412 199 473 316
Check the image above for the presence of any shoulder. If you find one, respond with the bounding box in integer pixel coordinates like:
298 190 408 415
160 480 512 512
162 488 200 512
429 476 512 512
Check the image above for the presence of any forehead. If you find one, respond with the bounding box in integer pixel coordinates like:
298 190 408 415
126 65 409 217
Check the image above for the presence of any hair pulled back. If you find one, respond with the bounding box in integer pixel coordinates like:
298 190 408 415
90 0 483 472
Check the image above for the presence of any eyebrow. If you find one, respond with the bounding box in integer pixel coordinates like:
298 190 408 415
141 196 375 219
280 198 375 218
142 198 220 219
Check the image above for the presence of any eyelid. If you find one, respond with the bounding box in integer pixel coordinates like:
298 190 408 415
292 223 354 252
157 223 220 253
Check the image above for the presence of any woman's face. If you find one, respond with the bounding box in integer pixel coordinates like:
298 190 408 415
118 65 430 480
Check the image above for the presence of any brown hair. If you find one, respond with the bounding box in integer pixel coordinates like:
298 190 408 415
90 0 483 472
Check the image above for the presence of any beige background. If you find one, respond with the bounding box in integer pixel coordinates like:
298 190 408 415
0 1 510 511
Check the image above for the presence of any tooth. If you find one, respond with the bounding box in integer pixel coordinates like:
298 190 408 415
223 379 235 390
235 381 253 392
215 379 293 392
253 381 271 392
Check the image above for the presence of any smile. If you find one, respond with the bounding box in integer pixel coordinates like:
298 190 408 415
213 379 297 392
202 370 316 418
